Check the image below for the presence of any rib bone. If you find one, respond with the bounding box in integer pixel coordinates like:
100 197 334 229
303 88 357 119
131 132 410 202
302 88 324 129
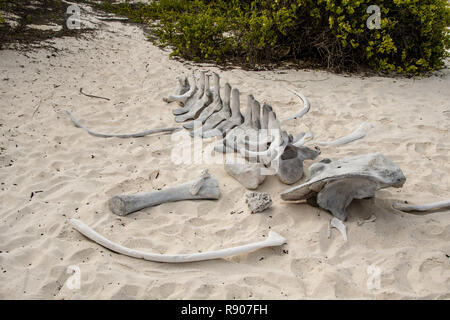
109 171 220 216
281 90 310 122
317 122 373 147
70 218 287 263
393 199 450 212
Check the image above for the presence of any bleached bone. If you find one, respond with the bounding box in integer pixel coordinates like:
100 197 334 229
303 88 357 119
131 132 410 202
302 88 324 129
69 218 287 263
215 94 255 153
393 199 450 212
277 144 320 185
65 111 179 138
292 132 314 147
184 72 222 131
224 162 266 190
330 217 347 241
281 153 406 221
108 171 220 216
202 87 243 138
172 72 203 115
189 169 211 195
175 76 189 95
281 90 310 122
317 122 373 147
191 82 232 137
163 75 197 105
175 73 212 123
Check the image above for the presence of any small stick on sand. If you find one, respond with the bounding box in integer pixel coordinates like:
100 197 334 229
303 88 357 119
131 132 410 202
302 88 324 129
79 87 110 101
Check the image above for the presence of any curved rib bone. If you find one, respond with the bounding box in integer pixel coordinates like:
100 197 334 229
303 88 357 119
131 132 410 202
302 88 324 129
70 218 287 263
109 172 220 216
184 72 222 130
65 111 179 138
317 122 373 147
175 74 212 123
281 90 310 122
393 199 450 212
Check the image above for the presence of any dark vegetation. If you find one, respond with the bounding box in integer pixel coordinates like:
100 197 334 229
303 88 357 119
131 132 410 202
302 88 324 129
93 0 450 75
1 0 449 75
0 0 89 49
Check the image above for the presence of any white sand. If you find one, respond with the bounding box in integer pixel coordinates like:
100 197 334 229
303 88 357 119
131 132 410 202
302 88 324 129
0 10 449 299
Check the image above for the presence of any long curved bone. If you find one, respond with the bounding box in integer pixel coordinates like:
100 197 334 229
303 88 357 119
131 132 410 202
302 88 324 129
184 72 222 130
70 218 287 263
317 122 373 147
175 73 212 123
281 90 310 122
202 87 243 138
65 111 179 138
109 171 220 216
163 75 197 105
393 199 450 212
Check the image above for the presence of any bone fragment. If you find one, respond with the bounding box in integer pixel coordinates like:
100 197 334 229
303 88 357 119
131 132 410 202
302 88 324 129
109 171 220 216
281 90 310 122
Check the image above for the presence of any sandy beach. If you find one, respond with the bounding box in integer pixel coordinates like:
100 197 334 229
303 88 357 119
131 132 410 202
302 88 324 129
0 5 449 299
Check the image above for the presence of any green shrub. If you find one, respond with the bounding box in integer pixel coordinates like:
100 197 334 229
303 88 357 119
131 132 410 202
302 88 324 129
95 0 450 75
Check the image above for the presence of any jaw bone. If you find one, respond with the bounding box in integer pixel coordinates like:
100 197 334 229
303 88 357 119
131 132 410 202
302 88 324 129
281 90 311 122
183 72 223 130
175 73 213 123
70 218 287 263
108 170 220 216
65 111 180 138
317 122 373 147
